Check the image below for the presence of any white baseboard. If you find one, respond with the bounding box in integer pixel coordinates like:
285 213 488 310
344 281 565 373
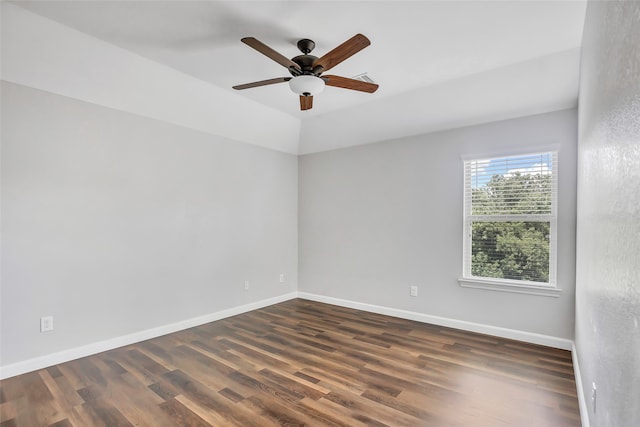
0 292 297 380
572 342 590 427
297 292 573 351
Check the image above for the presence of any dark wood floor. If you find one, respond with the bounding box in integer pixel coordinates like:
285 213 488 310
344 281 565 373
0 299 580 426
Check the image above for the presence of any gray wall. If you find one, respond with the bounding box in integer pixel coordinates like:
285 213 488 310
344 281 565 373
1 82 298 366
575 1 640 425
299 109 577 339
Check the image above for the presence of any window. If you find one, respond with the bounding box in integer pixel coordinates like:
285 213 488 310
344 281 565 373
461 152 559 295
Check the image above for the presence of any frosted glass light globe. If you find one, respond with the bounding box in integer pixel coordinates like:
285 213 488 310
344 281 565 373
289 75 325 96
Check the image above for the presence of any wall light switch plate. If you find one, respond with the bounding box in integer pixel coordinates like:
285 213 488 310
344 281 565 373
41 316 54 332
410 286 418 297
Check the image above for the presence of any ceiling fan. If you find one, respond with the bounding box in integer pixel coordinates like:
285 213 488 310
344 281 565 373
233 34 379 111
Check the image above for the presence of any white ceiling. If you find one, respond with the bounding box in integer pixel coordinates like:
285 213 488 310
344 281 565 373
6 0 586 153
14 0 586 121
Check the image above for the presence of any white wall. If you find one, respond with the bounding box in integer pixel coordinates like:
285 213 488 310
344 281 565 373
575 1 640 426
299 109 577 340
1 82 298 368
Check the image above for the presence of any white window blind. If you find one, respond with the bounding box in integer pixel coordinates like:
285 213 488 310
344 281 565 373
463 152 558 285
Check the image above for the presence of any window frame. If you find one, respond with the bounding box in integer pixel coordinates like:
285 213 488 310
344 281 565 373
459 150 561 297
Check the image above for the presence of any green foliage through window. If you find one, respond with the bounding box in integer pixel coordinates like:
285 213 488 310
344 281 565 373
471 221 549 282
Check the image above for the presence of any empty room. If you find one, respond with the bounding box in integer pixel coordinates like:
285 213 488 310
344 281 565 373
1 1 638 426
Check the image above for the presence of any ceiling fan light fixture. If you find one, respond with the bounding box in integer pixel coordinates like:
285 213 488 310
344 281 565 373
235 34 375 110
289 75 325 96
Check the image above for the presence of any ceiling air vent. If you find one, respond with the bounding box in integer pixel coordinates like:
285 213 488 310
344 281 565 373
351 73 377 84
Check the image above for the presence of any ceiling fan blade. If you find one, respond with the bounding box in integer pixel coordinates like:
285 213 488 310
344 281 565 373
300 95 313 111
241 37 301 71
323 75 379 93
313 34 371 72
233 77 291 90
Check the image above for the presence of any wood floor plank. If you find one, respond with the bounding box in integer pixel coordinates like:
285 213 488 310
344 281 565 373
81 398 134 427
162 370 261 427
172 395 229 427
322 390 422 426
0 403 17 423
0 299 581 426
158 398 211 427
47 419 73 427
298 397 375 427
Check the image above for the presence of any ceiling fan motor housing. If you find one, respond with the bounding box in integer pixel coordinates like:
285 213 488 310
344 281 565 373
288 39 326 76
290 54 323 76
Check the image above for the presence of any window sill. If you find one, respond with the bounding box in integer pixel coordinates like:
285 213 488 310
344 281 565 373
458 277 562 297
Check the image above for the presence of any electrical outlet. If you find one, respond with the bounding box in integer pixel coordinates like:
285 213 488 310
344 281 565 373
279 273 285 283
410 286 418 297
592 382 597 414
244 280 250 290
40 316 54 332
